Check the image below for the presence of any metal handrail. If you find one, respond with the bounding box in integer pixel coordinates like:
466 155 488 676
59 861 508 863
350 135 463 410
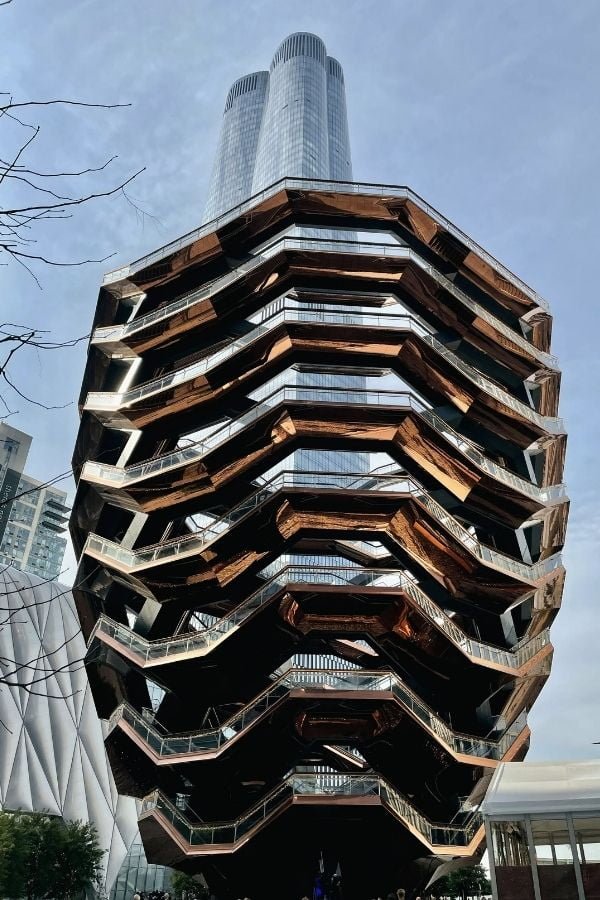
83 470 563 582
109 667 527 762
140 769 483 850
85 298 562 431
86 301 422 409
87 306 421 408
81 380 565 503
96 238 555 371
90 563 550 672
102 175 550 317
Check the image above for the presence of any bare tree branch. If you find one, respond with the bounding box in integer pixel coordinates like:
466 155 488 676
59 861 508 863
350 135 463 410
0 124 39 188
0 4 150 710
1 88 146 283
0 565 103 706
0 325 90 410
0 152 118 179
2 165 145 217
0 469 72 506
1 368 72 409
1 98 131 113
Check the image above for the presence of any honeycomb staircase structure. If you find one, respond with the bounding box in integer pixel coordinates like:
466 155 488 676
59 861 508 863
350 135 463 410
72 178 568 899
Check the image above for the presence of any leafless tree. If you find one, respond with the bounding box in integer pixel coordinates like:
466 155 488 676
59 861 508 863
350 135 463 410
0 0 145 699
0 90 146 410
1 90 144 281
1 0 147 408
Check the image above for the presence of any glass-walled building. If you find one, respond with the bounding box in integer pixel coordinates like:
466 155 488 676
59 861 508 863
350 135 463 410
0 476 69 578
0 423 31 543
203 32 352 223
204 33 365 486
483 761 600 900
110 835 173 900
0 422 69 579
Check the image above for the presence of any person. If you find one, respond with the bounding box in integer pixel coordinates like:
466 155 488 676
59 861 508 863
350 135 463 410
396 891 406 900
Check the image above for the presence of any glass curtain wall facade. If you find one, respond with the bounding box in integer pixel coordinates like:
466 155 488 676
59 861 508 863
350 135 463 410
326 57 352 180
110 835 173 900
0 423 68 579
251 33 336 191
0 477 69 579
205 33 366 498
0 423 31 544
203 72 269 223
203 33 352 223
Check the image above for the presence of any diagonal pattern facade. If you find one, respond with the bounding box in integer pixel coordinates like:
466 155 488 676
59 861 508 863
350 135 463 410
0 566 140 892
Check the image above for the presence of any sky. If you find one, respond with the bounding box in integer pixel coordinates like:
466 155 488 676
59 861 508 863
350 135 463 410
2 0 599 762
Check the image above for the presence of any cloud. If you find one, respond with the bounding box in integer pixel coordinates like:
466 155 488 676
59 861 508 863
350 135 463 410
2 0 598 763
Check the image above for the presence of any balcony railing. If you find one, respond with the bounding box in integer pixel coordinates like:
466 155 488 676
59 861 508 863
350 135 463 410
87 305 421 409
81 380 565 503
102 175 550 318
109 667 527 762
140 769 483 851
85 296 562 432
83 470 563 582
90 563 551 672
97 243 556 373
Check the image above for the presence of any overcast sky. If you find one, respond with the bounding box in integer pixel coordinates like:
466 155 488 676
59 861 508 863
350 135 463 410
3 0 599 762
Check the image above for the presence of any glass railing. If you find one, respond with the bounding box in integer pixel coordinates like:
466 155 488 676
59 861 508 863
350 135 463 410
92 298 418 400
323 744 368 768
335 539 394 560
109 667 527 762
81 380 565 503
90 563 550 673
86 300 421 410
140 768 483 850
257 239 555 367
94 239 555 374
420 334 562 432
102 176 550 319
83 469 563 582
86 295 562 430
86 302 421 409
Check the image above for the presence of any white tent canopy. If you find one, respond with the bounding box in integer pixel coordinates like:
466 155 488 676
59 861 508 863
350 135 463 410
483 760 600 817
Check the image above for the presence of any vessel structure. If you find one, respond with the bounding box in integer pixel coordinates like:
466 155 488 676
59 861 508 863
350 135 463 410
71 31 568 900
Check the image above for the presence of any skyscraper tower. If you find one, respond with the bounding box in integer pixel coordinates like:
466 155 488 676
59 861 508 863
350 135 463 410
206 34 364 482
203 33 352 222
202 72 269 223
72 32 568 900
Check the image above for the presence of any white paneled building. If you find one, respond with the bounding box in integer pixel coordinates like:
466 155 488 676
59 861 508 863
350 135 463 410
0 566 139 892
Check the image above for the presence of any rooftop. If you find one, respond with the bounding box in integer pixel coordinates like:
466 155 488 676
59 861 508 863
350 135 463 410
482 760 600 817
